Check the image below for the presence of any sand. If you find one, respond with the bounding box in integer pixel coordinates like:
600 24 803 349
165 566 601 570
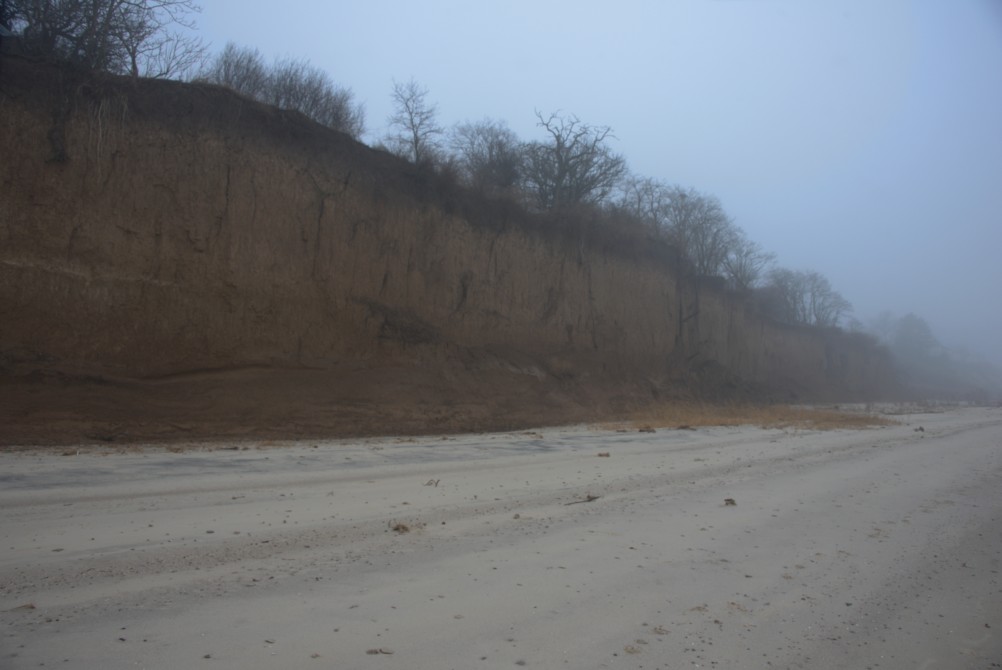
1 406 1000 669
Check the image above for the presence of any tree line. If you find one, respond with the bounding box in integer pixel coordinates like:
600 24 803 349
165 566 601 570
376 78 852 329
197 43 365 139
3 4 851 329
3 4 366 138
861 312 1002 401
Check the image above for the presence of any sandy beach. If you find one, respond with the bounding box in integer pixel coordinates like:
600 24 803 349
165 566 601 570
2 406 1000 669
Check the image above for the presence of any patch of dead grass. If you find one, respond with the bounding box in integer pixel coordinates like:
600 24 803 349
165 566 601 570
599 403 896 432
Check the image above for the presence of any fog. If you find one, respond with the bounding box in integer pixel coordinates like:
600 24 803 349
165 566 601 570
196 0 1002 369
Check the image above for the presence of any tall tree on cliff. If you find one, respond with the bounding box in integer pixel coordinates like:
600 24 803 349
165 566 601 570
758 268 851 328
723 232 775 291
804 271 852 328
7 0 206 78
385 78 444 165
657 186 739 276
617 175 672 235
522 111 627 211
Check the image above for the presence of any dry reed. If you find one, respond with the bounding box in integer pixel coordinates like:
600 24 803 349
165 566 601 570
600 402 896 432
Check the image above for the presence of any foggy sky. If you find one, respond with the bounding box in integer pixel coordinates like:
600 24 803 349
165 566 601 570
195 0 1002 366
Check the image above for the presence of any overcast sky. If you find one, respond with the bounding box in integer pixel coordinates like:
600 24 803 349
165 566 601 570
195 0 1002 366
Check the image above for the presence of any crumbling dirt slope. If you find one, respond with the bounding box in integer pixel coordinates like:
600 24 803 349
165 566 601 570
0 57 898 445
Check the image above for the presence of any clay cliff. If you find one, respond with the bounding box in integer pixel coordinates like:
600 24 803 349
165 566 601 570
0 57 898 444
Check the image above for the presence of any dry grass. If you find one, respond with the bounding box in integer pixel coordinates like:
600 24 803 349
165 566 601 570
600 402 897 432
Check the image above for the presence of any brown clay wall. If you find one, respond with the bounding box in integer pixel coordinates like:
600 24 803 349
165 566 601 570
0 57 896 442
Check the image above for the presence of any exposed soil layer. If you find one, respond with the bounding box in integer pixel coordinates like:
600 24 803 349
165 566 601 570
0 56 898 446
0 357 670 446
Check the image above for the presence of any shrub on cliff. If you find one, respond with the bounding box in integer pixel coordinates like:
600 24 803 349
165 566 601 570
199 42 365 140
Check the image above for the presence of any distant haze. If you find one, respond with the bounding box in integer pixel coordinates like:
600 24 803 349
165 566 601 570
196 0 1002 367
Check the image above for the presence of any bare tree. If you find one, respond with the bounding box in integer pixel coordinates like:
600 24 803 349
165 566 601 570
9 0 205 79
617 179 748 277
200 44 365 138
132 27 204 79
385 78 443 164
804 271 851 327
758 268 851 327
115 1 206 78
200 42 268 98
685 197 736 277
618 175 672 235
658 186 737 276
449 118 523 195
722 231 774 291
266 57 365 138
522 111 626 210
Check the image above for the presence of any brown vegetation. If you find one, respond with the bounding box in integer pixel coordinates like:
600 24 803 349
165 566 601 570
602 402 897 431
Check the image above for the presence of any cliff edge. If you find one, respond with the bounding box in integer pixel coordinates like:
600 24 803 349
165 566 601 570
0 57 897 445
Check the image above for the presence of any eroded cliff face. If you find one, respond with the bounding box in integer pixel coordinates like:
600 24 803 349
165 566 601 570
0 58 897 444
